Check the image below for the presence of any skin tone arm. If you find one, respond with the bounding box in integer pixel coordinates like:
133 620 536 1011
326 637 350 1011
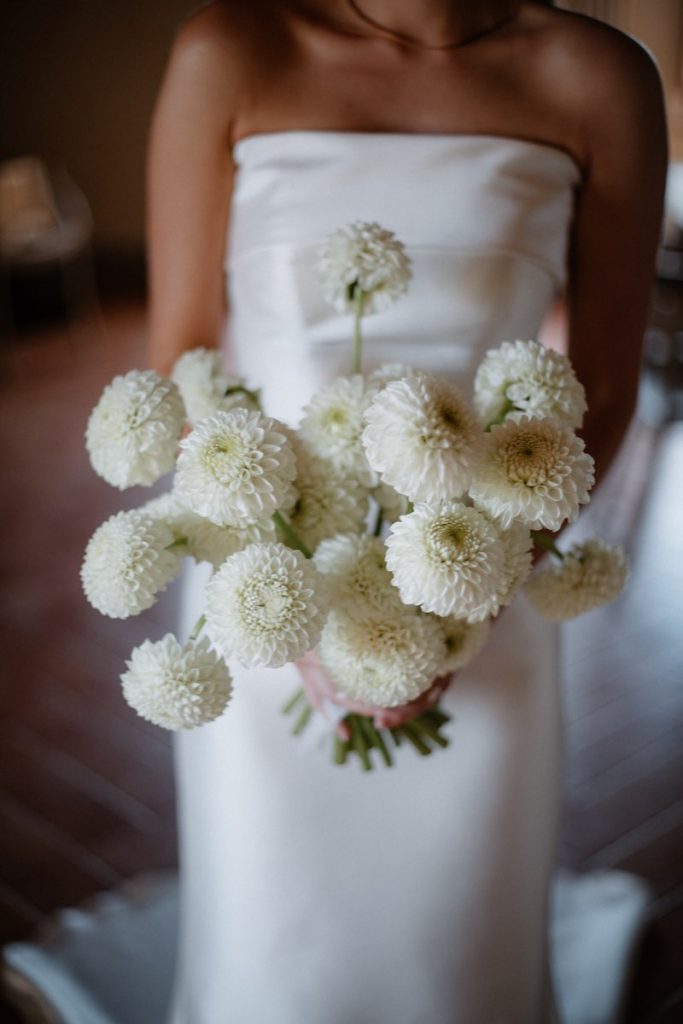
563 35 668 488
146 13 238 376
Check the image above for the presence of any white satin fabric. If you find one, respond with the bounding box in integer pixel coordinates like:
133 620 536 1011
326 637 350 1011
170 131 581 1024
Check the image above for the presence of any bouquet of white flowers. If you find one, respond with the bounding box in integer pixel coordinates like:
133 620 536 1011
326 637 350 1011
81 221 628 769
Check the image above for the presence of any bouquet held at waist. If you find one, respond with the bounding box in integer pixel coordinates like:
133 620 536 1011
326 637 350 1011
81 222 628 768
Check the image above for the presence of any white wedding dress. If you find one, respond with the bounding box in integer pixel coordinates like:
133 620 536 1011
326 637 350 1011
169 130 578 1024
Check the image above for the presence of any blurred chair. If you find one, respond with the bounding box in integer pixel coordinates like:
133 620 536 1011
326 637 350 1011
0 156 96 335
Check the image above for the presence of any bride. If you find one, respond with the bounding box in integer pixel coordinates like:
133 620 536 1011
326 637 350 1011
147 2 666 1021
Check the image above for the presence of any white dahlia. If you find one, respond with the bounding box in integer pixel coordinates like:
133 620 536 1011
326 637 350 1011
86 370 184 489
81 510 182 618
299 376 373 482
319 606 445 708
371 481 410 524
470 416 594 531
436 615 491 673
466 518 534 620
171 348 259 426
288 448 368 550
121 634 232 729
314 533 400 613
367 363 420 393
474 340 587 429
318 221 412 315
362 372 483 503
141 491 276 568
525 539 629 622
175 409 297 528
385 502 505 618
205 542 328 668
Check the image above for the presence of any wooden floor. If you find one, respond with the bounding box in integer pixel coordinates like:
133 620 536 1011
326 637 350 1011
0 300 681 1023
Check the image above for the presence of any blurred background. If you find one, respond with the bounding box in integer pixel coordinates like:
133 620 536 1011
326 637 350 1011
0 1 682 1022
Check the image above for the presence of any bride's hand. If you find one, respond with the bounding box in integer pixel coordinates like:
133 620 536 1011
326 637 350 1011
295 650 453 735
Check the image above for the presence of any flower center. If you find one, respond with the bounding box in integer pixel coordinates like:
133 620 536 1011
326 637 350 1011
426 514 477 565
240 572 295 632
203 433 252 483
502 432 558 486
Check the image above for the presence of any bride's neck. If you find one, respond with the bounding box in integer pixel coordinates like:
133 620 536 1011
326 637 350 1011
343 0 521 49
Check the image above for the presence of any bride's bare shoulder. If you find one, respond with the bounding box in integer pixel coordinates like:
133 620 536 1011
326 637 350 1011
170 0 285 72
521 4 665 159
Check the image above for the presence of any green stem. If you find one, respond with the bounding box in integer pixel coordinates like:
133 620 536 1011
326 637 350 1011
400 722 432 756
292 703 313 736
224 385 262 410
272 510 313 559
372 505 384 537
334 734 350 765
165 536 189 552
352 286 366 375
485 397 516 430
531 531 565 560
282 688 305 715
189 614 206 642
411 716 449 749
367 720 394 768
350 715 372 771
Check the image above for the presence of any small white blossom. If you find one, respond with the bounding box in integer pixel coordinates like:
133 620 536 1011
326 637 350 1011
81 510 181 618
319 606 445 708
314 533 400 613
525 539 629 621
171 347 258 426
121 634 232 729
466 518 534 620
299 376 374 483
474 340 587 429
363 372 483 503
175 409 297 528
371 481 410 524
205 542 328 668
288 447 368 550
142 491 276 569
86 370 184 489
318 221 412 314
385 502 505 619
367 363 420 392
436 615 491 673
470 416 594 531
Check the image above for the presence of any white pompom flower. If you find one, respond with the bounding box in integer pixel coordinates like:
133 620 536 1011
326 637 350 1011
319 605 445 708
205 542 328 668
175 409 297 528
363 372 483 503
474 340 587 429
466 518 534 621
171 347 258 426
314 533 400 613
525 539 629 622
436 615 491 673
318 221 412 315
288 448 368 551
299 376 373 483
371 481 410 524
121 634 232 730
385 502 505 619
81 510 182 618
470 415 594 531
141 491 276 569
367 363 420 393
86 369 184 489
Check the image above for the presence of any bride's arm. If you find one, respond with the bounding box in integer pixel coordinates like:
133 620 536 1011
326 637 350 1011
564 34 667 487
146 7 241 375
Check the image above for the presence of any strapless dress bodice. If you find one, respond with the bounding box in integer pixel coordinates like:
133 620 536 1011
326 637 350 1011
226 130 580 423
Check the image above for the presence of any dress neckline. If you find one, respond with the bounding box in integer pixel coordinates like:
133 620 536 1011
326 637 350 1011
232 129 583 179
